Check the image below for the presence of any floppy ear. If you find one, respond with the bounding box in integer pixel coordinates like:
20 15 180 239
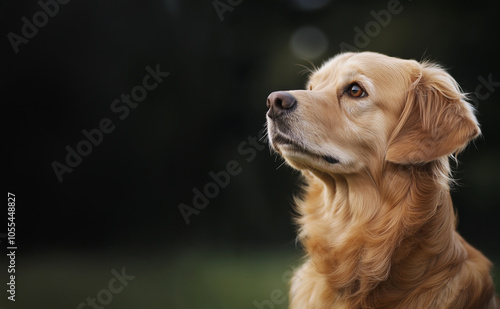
386 63 480 164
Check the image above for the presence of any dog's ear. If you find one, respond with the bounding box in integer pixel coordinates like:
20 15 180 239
386 63 480 164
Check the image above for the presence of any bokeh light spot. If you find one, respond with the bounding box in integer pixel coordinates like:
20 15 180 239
290 26 329 59
293 0 332 11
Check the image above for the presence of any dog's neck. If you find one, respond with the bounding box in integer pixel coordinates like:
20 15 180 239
297 157 466 305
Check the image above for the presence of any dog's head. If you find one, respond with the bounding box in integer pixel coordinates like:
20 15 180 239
266 52 480 174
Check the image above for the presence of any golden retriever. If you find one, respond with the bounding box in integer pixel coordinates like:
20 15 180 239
266 52 498 308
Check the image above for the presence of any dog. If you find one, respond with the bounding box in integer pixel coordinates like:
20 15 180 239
266 52 498 308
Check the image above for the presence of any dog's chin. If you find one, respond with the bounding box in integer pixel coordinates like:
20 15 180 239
271 135 340 171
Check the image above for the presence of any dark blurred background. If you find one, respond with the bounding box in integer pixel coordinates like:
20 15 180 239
2 0 499 308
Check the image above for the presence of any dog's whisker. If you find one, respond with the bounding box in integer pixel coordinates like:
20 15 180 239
276 160 287 170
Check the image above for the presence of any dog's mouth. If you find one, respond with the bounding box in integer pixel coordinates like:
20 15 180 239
272 134 339 165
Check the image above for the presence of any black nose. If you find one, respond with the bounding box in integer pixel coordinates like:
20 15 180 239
266 91 297 119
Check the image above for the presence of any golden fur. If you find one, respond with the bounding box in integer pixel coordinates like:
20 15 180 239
266 52 498 308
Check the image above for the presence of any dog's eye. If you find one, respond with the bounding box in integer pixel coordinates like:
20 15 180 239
347 83 366 98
